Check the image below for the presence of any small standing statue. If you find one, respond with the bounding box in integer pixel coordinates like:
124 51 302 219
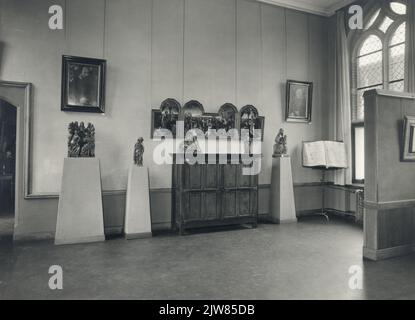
273 128 288 157
134 138 144 167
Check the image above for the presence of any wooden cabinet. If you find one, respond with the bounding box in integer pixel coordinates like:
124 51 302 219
172 155 258 234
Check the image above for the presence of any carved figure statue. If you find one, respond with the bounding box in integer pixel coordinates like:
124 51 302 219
79 122 86 139
68 123 76 153
184 112 193 133
67 122 96 158
68 130 81 157
134 138 144 166
80 128 95 157
87 123 96 157
273 128 288 157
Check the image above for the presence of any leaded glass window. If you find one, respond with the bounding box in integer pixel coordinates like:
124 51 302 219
355 35 383 121
351 0 407 183
389 22 406 92
353 1 407 122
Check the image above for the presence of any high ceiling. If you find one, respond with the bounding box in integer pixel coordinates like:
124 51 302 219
258 0 356 16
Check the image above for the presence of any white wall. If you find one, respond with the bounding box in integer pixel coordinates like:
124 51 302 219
0 0 329 195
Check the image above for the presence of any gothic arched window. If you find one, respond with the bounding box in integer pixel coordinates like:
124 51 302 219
351 1 407 183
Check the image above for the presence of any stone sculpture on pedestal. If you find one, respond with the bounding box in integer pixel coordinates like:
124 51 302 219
67 122 95 158
134 138 144 167
273 128 288 157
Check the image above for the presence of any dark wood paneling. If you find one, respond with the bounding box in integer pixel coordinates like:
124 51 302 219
238 165 252 188
187 192 202 221
378 208 415 249
185 164 203 190
204 164 219 189
173 156 258 233
250 189 258 215
223 164 237 188
238 190 251 216
202 192 219 220
222 191 237 218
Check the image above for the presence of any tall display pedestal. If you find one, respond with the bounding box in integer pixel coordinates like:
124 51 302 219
124 166 152 240
55 158 105 245
270 156 297 224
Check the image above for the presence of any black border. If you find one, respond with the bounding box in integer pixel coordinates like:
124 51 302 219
61 55 106 114
401 115 415 162
286 80 313 123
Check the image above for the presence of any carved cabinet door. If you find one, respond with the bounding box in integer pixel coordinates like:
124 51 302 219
174 160 258 228
182 164 203 221
181 163 221 222
221 163 257 219
201 164 220 221
222 163 238 219
238 164 258 217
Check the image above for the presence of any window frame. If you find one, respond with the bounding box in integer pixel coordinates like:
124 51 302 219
351 7 407 121
349 0 408 184
388 22 406 90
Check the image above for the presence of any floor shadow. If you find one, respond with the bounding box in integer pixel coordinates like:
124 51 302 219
0 215 14 239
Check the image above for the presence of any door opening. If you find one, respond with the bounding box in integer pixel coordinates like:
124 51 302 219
0 99 16 240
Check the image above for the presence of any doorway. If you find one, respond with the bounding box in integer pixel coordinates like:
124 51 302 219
0 99 16 239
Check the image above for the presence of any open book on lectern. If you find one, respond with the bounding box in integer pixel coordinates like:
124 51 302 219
302 141 348 169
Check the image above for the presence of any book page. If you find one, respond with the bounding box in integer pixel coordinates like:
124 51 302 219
303 141 326 167
324 141 348 169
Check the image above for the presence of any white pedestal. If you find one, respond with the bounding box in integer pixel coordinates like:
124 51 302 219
55 158 105 245
124 166 152 239
270 156 297 224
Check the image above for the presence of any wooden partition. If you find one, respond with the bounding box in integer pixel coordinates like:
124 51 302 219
364 89 415 260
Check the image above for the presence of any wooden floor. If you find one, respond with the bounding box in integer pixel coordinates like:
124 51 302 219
1 216 415 300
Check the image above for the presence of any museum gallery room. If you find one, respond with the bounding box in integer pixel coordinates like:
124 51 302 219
1 0 415 301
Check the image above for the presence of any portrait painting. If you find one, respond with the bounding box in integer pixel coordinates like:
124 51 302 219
61 55 106 113
286 80 313 123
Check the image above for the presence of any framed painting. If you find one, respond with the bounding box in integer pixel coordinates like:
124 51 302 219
61 55 106 113
182 100 205 118
151 109 163 139
402 116 415 161
151 98 182 138
286 80 313 123
218 103 238 131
